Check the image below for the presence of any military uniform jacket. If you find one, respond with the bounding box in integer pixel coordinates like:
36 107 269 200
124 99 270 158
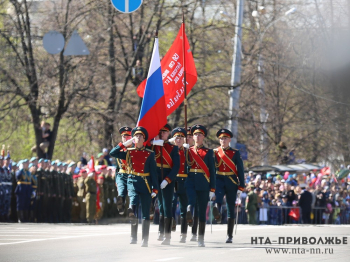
84 177 97 194
245 191 258 211
2 166 12 196
214 147 245 191
77 176 86 198
175 147 189 194
51 170 60 197
15 169 31 195
152 141 180 184
186 145 216 192
110 143 159 195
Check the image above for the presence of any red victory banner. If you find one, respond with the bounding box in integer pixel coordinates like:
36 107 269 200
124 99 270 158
137 23 197 116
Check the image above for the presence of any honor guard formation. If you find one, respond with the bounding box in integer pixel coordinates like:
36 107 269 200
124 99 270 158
2 125 349 249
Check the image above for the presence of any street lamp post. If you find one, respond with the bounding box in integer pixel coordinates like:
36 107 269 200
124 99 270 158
253 7 296 165
227 0 244 148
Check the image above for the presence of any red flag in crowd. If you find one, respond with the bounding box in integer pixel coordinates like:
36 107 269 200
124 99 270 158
289 208 300 221
137 23 197 117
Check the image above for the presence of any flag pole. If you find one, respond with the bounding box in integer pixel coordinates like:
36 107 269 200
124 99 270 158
182 11 188 131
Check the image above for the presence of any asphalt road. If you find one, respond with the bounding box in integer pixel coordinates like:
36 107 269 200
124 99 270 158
0 223 349 262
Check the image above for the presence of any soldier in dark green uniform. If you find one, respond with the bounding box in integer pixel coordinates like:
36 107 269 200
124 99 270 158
115 127 133 215
213 129 245 243
50 161 60 223
150 124 180 245
71 174 81 223
85 170 97 224
185 125 216 247
110 126 159 247
170 127 190 243
29 163 38 222
245 184 258 224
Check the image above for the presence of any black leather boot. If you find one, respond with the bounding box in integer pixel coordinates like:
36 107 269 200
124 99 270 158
226 218 234 243
186 205 194 227
212 203 222 224
130 221 138 244
161 217 172 245
157 215 164 241
171 217 176 232
179 217 188 243
141 219 150 247
17 211 24 223
128 205 137 225
117 196 125 215
190 216 198 241
198 221 206 247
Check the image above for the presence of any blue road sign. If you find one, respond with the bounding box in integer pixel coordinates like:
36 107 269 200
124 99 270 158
236 143 248 160
111 0 143 13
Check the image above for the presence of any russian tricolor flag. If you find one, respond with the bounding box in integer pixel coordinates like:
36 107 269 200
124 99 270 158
137 38 167 142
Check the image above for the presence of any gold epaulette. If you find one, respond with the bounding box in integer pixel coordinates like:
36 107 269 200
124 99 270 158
127 147 136 151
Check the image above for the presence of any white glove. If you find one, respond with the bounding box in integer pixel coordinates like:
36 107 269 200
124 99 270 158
236 190 242 199
209 191 215 200
160 180 168 189
32 191 36 198
83 198 86 203
152 139 164 146
168 137 176 143
123 138 134 147
183 143 190 149
113 197 117 203
107 198 110 204
100 202 103 208
151 192 157 198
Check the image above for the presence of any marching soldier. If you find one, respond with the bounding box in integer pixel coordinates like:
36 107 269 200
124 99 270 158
185 125 216 247
77 169 87 223
115 127 133 215
170 127 189 243
110 126 159 247
37 159 49 222
150 124 180 245
186 127 199 242
213 129 245 243
85 170 97 224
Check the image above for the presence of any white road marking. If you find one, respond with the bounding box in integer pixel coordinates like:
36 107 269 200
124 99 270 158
155 258 183 262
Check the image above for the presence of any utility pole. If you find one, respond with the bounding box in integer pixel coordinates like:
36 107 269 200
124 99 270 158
228 0 244 148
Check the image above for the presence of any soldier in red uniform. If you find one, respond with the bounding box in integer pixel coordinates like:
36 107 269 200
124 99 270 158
115 126 133 215
110 126 158 247
185 125 216 247
213 129 245 243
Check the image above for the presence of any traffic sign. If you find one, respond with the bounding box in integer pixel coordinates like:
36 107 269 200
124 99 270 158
43 31 65 54
111 0 143 13
63 30 90 56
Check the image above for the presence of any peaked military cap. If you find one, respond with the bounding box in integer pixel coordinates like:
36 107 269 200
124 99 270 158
38 158 44 163
171 127 186 138
160 123 172 132
30 157 37 162
57 162 62 167
191 124 207 137
132 126 148 141
51 160 57 165
216 128 233 138
29 163 34 169
68 162 76 168
119 126 132 136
